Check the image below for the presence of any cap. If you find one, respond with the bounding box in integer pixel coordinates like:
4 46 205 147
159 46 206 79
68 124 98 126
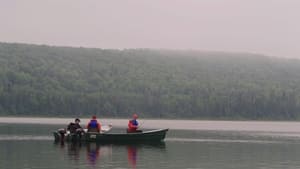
133 114 138 119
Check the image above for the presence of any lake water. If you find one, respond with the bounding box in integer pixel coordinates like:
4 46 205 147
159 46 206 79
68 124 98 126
1 118 300 169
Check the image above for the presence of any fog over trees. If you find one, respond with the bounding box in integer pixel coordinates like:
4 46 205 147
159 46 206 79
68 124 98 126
1 42 300 120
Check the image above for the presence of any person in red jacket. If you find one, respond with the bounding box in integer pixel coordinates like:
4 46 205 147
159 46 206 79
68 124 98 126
87 115 101 133
127 114 142 133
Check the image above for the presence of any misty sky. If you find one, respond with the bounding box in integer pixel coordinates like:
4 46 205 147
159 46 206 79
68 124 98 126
0 0 299 58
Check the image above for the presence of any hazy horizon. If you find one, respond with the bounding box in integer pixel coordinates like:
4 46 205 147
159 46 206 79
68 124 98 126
1 0 299 58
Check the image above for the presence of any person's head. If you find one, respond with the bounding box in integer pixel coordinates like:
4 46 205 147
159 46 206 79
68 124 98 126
75 118 80 123
133 114 138 119
92 115 97 120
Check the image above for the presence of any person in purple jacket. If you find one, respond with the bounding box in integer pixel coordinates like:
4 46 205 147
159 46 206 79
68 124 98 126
87 115 101 132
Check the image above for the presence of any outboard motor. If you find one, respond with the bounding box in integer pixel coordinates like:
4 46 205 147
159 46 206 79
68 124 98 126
58 128 66 143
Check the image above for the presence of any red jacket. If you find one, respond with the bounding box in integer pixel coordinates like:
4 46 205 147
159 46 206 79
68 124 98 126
127 119 138 132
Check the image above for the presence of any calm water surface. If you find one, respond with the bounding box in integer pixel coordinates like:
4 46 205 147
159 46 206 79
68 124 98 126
1 119 300 169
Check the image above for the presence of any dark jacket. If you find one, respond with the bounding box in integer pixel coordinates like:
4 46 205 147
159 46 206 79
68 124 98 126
67 123 82 133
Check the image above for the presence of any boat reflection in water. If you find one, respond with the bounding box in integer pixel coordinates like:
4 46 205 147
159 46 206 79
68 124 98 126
54 142 166 168
86 143 103 166
127 145 138 169
68 142 82 161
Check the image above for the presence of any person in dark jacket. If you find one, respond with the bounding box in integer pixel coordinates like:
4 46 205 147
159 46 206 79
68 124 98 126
67 118 83 134
87 115 101 133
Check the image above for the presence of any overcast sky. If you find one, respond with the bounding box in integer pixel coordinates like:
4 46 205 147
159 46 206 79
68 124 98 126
0 0 299 58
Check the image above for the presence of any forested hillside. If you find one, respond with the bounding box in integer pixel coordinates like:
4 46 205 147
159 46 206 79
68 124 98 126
1 42 300 119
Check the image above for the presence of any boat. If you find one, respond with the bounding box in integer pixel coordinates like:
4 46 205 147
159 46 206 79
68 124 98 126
53 128 169 143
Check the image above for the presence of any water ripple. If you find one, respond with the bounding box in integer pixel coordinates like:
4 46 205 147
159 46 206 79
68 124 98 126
166 137 283 144
0 135 52 141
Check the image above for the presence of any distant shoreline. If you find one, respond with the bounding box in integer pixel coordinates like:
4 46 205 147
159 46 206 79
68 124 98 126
2 117 300 132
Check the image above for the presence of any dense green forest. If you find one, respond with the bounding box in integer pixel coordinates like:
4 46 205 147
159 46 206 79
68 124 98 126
1 42 300 119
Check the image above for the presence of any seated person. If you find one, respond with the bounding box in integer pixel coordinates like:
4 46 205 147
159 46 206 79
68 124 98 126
67 118 83 134
127 114 142 133
87 115 101 132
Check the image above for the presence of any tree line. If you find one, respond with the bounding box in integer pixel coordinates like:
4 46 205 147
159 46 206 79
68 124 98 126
1 42 300 120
